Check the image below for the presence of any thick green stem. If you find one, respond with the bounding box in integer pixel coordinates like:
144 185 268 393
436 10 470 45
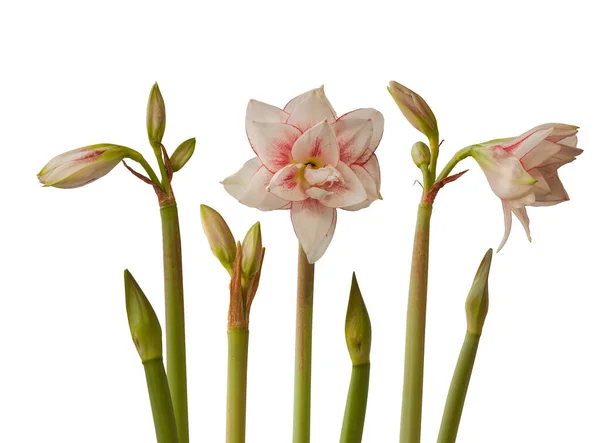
154 147 171 192
428 134 440 184
144 358 180 443
340 363 371 443
160 202 188 443
436 147 472 183
293 245 315 443
226 328 250 443
400 202 432 443
437 332 481 443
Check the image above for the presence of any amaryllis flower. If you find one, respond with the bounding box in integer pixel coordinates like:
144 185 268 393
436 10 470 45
38 144 129 188
222 87 383 263
471 123 582 251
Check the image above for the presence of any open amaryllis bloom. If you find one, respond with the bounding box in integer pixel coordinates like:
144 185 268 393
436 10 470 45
471 123 582 251
222 87 383 263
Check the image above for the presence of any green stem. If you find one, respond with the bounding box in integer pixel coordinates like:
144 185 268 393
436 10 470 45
226 328 250 443
400 202 432 443
435 147 472 183
437 332 481 443
428 134 440 184
125 149 162 187
144 358 180 443
419 164 433 192
340 363 371 443
154 147 171 191
293 245 315 443
160 202 188 443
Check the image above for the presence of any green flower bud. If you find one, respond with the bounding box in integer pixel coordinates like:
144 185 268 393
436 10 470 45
124 270 162 362
170 138 196 172
345 273 372 366
411 141 431 168
241 222 262 280
388 81 438 140
147 82 166 150
200 204 237 274
465 249 493 335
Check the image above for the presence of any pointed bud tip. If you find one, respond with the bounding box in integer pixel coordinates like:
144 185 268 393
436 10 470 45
465 249 493 335
241 221 263 279
345 273 372 365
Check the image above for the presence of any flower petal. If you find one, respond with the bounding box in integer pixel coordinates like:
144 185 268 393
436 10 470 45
497 200 513 252
246 100 289 141
291 120 339 166
267 164 307 201
291 200 337 263
318 161 367 208
512 206 531 242
530 165 571 206
502 127 553 158
520 140 561 170
286 88 337 132
343 155 382 211
332 118 373 165
337 108 384 164
248 122 302 172
222 157 290 211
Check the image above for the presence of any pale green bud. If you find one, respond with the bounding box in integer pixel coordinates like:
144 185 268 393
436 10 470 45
345 273 372 366
124 270 162 362
411 141 431 167
465 249 493 335
388 81 438 140
170 138 196 172
200 204 237 274
147 82 166 150
241 222 262 279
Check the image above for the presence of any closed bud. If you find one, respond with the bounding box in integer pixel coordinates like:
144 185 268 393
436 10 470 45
345 273 372 366
200 204 237 274
38 144 130 189
465 249 493 335
124 270 162 362
411 141 431 167
170 138 196 172
241 222 262 279
388 81 438 140
147 82 166 149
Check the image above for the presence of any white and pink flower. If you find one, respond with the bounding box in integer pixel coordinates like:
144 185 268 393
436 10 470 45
222 87 383 263
471 123 582 251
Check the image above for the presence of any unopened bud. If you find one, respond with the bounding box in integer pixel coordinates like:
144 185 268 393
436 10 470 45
345 273 372 366
241 222 262 279
200 204 237 274
124 270 162 362
465 249 493 335
388 81 438 140
147 82 166 150
170 138 196 172
411 141 431 167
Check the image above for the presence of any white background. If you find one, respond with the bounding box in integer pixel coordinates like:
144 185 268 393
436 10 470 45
1 1 599 442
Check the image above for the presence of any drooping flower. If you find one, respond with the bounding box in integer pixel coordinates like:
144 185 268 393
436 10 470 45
222 87 383 263
38 144 130 188
470 124 582 251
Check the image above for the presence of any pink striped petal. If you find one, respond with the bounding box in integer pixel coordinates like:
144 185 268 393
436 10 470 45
287 88 337 132
291 120 339 167
337 108 384 164
343 155 382 211
267 164 307 201
332 118 373 165
530 165 571 206
221 157 290 211
248 122 302 172
521 140 561 170
501 127 553 158
318 162 367 208
291 200 337 263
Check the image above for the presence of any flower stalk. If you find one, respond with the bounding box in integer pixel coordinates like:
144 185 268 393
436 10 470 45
226 328 249 443
144 358 180 443
293 245 315 443
160 202 189 443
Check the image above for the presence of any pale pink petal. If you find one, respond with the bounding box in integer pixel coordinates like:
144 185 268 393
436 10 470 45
537 137 583 168
529 168 552 195
306 187 333 199
530 165 571 206
267 164 307 202
291 200 337 263
331 118 373 165
504 127 553 158
287 88 337 132
222 157 290 211
291 120 339 167
304 165 341 186
248 122 302 172
343 156 382 211
318 162 367 208
497 200 513 252
520 140 561 170
540 123 578 143
337 108 384 164
512 206 532 242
